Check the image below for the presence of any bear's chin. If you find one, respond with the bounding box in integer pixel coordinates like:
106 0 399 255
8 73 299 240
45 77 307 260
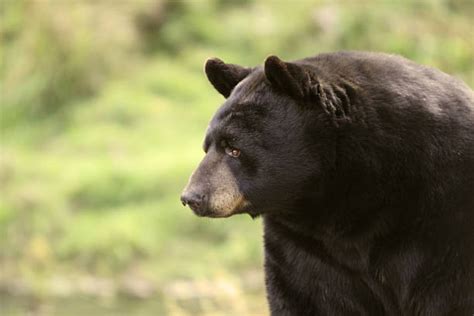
192 208 234 218
192 207 256 218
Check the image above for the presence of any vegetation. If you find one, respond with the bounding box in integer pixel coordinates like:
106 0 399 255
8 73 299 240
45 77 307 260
1 0 473 315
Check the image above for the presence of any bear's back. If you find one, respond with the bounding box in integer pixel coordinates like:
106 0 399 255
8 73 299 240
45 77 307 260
299 51 473 117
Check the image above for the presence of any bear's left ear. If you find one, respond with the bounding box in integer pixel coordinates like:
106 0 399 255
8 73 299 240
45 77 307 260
264 55 312 99
205 58 252 98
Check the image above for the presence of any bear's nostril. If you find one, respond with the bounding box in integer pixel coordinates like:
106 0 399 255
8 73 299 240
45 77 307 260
180 192 204 210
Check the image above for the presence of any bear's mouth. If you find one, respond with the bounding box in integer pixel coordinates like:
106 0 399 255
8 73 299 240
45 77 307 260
191 207 232 218
185 198 252 218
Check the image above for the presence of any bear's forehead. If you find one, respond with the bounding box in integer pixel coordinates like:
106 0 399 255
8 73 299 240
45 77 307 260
205 71 271 142
232 69 266 100
214 70 268 120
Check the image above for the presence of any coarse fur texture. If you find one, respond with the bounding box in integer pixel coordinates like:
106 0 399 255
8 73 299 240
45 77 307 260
181 51 474 315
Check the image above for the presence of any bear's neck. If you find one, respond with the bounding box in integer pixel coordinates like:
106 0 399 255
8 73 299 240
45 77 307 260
262 213 408 314
262 214 375 273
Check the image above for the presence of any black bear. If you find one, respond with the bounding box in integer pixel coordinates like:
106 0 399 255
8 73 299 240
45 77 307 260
180 51 474 315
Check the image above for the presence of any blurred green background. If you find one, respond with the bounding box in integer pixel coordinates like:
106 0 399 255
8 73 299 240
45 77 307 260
0 0 472 315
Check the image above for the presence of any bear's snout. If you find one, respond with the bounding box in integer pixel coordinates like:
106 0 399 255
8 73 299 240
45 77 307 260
181 152 250 217
180 190 207 215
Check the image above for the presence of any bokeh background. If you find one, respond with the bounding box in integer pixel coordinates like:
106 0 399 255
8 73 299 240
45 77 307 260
1 0 473 315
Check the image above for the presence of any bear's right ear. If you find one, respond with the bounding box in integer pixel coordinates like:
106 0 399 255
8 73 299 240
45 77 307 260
205 58 251 98
264 55 311 99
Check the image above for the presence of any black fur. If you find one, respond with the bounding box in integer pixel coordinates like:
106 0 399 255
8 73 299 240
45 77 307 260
205 58 252 98
196 51 474 315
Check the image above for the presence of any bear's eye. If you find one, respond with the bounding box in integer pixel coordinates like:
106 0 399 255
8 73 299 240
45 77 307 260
225 146 241 158
221 139 240 158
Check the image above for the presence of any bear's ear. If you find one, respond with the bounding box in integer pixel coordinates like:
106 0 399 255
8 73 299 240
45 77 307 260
205 58 252 98
264 55 311 99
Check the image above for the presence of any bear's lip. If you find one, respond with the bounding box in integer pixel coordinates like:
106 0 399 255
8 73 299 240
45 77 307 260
191 207 233 218
183 198 221 217
186 198 253 218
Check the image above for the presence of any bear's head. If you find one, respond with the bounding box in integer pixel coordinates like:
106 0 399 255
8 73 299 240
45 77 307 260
180 56 340 218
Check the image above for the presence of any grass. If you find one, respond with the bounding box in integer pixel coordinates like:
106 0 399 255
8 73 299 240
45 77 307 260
1 52 266 315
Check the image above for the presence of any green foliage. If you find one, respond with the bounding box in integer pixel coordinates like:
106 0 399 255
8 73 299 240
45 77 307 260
1 0 473 314
0 0 148 125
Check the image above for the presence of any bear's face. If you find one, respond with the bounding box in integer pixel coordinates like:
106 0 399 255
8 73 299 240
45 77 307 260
181 56 330 218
